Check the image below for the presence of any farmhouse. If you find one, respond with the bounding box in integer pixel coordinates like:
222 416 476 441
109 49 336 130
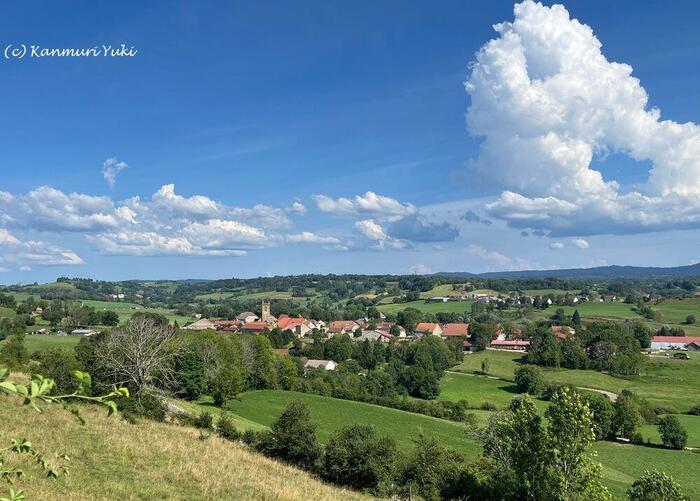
182 318 216 331
551 325 575 340
415 322 443 337
651 335 700 350
376 322 406 337
236 311 259 323
277 316 313 338
441 323 469 338
328 320 360 336
355 330 392 343
490 339 530 351
304 359 337 372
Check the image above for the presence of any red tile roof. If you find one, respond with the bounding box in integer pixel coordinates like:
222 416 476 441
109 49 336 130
652 336 700 343
328 320 359 333
239 321 269 332
416 322 440 333
442 323 469 336
277 317 306 330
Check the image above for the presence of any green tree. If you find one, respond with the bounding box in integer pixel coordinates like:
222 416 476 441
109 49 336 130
627 470 686 501
245 335 276 390
210 364 244 407
397 433 464 501
481 357 491 375
260 400 321 470
100 310 120 326
572 309 581 326
612 390 642 439
322 425 397 492
275 355 299 391
583 393 614 440
174 348 206 400
513 365 544 395
658 415 688 450
546 387 610 499
685 314 696 325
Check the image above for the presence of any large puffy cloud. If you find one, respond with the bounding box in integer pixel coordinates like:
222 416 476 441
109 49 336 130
0 228 83 267
0 183 319 258
0 186 126 232
464 0 700 236
312 192 416 219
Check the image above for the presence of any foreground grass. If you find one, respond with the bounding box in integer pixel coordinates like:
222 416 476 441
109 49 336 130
0 399 370 501
454 350 700 411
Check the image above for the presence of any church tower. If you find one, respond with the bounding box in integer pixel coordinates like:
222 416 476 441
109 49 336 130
261 301 272 324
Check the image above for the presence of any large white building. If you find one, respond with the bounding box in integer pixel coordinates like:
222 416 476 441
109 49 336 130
650 336 700 350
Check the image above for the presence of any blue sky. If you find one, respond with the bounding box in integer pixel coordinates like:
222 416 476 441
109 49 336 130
2 0 700 282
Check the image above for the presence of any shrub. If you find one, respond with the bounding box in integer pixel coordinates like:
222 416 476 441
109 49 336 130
480 401 497 411
654 406 679 416
396 434 465 501
463 412 479 428
687 405 700 416
627 470 686 500
260 400 321 470
630 432 645 445
322 425 397 491
33 348 81 394
658 416 688 450
685 314 696 325
194 411 214 430
241 429 262 446
118 393 166 422
217 413 240 441
513 365 544 395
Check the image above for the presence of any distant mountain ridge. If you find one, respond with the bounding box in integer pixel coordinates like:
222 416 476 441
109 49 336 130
437 263 700 279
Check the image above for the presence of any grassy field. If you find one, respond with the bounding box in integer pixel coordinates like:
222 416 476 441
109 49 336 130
224 390 482 454
0 306 16 319
221 389 697 498
594 441 700 499
80 299 191 325
639 414 700 448
0 399 368 500
454 350 700 411
22 335 82 353
439 371 520 408
377 299 472 315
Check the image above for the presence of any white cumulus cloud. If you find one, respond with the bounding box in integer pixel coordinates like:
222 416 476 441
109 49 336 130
573 238 590 249
464 0 700 236
313 192 416 220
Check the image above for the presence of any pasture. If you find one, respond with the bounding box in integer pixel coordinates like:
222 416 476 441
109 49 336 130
224 390 482 454
18 335 81 353
221 389 697 498
377 299 472 315
454 350 700 412
80 299 191 325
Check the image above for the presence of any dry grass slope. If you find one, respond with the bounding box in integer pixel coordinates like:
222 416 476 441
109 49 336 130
0 401 371 501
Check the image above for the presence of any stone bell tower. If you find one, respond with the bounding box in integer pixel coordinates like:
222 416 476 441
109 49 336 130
261 301 272 323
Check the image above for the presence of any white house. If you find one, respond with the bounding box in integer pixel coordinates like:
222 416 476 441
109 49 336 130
182 318 216 331
304 359 337 371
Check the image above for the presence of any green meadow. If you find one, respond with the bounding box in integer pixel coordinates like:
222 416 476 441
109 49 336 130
377 299 472 315
223 390 482 454
20 335 82 353
454 350 700 412
217 389 698 498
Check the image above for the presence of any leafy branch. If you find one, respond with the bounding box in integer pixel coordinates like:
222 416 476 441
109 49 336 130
0 368 129 499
